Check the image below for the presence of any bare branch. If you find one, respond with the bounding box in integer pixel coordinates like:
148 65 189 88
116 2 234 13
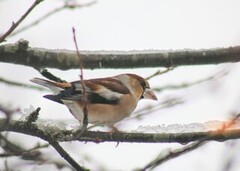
0 0 43 43
154 70 228 92
72 27 88 136
137 141 206 171
129 98 184 121
145 67 175 80
0 107 87 170
138 114 240 170
1 42 240 69
0 118 240 144
9 1 96 37
48 140 87 171
0 111 240 169
0 134 48 160
0 77 46 91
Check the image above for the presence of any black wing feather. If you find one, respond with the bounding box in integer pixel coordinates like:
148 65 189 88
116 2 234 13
44 85 120 105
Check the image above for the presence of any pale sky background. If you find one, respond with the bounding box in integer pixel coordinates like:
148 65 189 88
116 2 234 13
1 0 240 170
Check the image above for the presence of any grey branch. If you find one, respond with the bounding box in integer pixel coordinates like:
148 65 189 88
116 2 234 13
0 0 43 43
138 140 206 171
9 1 96 37
1 40 240 70
1 118 240 144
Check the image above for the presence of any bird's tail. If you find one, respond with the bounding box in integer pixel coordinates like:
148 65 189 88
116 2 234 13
30 78 71 94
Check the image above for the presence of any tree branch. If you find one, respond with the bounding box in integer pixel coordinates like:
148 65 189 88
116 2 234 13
48 140 87 171
1 118 240 144
72 27 89 136
0 107 87 170
1 41 240 69
0 133 48 161
138 140 206 171
9 1 96 37
0 77 46 91
137 114 240 170
0 0 43 43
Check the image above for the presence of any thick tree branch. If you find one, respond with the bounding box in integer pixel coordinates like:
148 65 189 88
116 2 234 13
1 118 240 144
1 41 240 69
137 114 240 170
0 108 87 170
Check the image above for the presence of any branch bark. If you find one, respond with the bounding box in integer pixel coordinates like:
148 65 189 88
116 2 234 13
0 108 87 170
0 0 43 43
1 41 240 70
1 118 240 144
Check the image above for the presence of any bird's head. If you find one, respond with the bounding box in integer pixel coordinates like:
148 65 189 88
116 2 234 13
116 74 158 101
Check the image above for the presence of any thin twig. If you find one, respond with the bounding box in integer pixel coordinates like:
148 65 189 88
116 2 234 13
138 141 205 171
0 0 43 43
0 106 87 169
0 134 24 153
153 70 228 92
0 77 46 91
138 114 240 170
48 140 87 171
129 98 183 121
72 27 88 136
25 109 87 170
146 67 175 80
9 1 96 37
0 134 48 160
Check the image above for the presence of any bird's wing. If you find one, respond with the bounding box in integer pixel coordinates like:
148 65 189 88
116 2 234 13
62 77 130 104
32 77 130 105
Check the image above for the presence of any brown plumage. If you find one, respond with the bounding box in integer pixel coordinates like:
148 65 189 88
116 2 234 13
30 74 157 128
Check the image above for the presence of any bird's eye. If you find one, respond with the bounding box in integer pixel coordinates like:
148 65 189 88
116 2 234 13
140 80 146 89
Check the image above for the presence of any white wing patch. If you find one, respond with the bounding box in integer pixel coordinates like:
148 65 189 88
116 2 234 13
95 85 123 100
73 82 123 101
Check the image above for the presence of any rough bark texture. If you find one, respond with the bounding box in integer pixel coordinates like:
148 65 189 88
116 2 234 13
1 118 240 144
1 40 240 70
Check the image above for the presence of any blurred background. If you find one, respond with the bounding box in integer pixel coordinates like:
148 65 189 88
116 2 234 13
1 0 240 170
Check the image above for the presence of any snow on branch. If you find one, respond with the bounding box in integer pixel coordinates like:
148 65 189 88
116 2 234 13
1 40 240 70
1 118 240 144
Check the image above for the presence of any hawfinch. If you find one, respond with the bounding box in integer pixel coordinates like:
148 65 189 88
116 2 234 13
31 74 157 129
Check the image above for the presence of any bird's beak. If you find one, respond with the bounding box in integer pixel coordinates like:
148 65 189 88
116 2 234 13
143 88 158 100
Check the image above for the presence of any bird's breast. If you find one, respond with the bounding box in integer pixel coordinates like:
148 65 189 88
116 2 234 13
62 94 138 125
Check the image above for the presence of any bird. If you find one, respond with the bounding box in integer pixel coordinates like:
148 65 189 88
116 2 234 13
30 73 157 130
